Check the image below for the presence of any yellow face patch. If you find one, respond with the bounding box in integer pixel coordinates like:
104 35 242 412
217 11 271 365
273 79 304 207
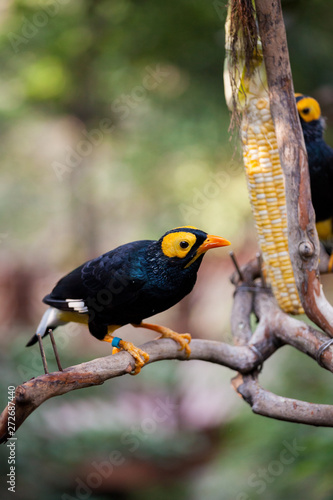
296 96 321 122
161 231 197 259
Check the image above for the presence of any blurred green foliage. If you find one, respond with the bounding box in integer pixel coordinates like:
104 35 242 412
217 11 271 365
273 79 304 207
1 0 333 499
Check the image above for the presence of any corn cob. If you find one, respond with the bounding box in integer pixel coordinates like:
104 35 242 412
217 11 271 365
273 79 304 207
241 96 303 313
224 3 304 314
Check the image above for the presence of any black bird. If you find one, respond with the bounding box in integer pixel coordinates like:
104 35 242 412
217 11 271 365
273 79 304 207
296 93 333 266
27 226 230 373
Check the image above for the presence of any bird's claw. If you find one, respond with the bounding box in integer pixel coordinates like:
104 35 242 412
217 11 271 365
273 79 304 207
158 329 192 358
118 340 150 375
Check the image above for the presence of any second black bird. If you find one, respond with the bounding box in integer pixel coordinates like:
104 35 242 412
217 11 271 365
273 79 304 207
296 93 333 263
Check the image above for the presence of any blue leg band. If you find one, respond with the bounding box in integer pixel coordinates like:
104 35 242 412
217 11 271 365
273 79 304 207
112 337 122 348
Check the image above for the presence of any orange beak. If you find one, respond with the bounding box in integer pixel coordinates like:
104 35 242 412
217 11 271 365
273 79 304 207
184 234 230 269
198 234 231 253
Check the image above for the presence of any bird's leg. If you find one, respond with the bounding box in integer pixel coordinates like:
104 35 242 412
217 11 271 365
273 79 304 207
48 329 63 371
103 333 149 375
37 334 49 374
105 326 122 355
134 322 191 357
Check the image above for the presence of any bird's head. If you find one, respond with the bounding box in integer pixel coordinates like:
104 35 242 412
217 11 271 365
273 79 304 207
295 93 325 140
157 226 230 270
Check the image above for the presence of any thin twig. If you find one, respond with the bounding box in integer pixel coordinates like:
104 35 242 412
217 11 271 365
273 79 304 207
229 250 245 282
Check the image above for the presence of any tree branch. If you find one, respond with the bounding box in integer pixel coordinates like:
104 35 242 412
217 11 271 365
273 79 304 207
253 288 333 373
228 258 333 428
0 337 271 443
232 373 333 427
255 0 333 336
231 285 254 346
3 270 333 442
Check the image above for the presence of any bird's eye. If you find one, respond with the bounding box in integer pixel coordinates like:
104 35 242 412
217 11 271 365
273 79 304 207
302 107 310 115
180 241 189 249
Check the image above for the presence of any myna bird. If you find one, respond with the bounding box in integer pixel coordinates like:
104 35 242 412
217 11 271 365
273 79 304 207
27 226 230 374
295 94 333 254
296 93 333 267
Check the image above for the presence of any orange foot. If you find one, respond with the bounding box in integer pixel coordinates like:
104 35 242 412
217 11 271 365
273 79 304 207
103 334 149 375
119 340 150 375
134 322 191 358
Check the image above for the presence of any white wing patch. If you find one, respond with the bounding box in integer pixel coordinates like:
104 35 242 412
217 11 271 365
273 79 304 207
66 298 89 313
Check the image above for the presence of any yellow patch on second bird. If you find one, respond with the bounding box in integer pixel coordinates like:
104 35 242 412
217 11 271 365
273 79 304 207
296 96 321 122
316 218 333 241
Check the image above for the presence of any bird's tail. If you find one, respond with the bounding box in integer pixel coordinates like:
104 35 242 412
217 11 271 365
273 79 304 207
26 307 64 347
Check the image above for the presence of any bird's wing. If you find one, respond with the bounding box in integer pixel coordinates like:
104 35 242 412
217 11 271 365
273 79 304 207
43 241 150 312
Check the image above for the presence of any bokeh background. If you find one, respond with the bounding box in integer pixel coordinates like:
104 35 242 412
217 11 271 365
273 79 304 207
1 0 333 499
